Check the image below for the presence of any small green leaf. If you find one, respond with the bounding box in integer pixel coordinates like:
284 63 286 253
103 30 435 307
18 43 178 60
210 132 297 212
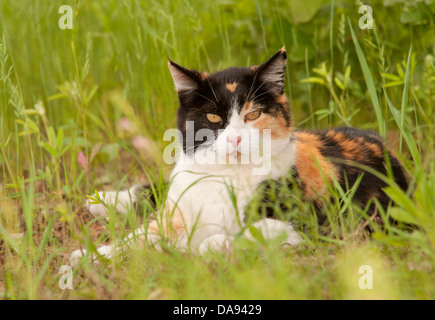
334 77 345 90
384 81 404 88
300 77 326 86
312 62 328 77
382 73 402 81
26 118 39 133
249 226 266 244
42 142 57 157
390 208 420 226
344 65 351 86
48 93 68 101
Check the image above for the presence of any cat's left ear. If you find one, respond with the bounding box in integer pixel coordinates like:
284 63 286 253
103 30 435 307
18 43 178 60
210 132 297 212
256 46 287 94
168 59 201 93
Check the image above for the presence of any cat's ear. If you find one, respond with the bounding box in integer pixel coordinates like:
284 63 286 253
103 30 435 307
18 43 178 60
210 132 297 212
168 60 200 92
256 46 287 94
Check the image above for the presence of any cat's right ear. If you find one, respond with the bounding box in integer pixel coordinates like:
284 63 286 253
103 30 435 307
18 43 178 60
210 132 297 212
255 46 287 95
168 60 200 92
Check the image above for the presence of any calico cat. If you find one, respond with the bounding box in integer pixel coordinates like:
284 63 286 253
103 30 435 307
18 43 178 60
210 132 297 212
70 47 408 265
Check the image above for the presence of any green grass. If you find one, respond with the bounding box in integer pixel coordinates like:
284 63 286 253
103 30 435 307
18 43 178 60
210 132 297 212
0 0 434 299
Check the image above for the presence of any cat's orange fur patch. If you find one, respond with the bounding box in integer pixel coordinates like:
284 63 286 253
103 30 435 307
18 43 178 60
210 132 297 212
226 82 238 93
147 201 185 238
276 94 289 106
366 142 383 157
340 138 364 160
328 132 383 160
327 132 361 160
201 72 209 81
243 101 251 112
294 132 338 201
251 113 291 139
296 131 323 148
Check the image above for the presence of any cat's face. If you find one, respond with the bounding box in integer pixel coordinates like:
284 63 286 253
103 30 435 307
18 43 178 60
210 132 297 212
168 47 292 164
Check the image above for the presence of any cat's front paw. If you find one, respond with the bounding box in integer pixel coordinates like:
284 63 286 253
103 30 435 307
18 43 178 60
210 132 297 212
69 245 114 267
85 188 138 217
70 248 87 267
198 234 232 255
85 191 110 217
243 219 302 246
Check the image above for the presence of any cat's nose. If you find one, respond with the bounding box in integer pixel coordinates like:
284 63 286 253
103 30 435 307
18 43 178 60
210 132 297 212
227 135 242 148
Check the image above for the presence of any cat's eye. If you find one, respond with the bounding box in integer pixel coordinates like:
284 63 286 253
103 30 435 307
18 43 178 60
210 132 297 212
206 113 222 123
245 110 262 121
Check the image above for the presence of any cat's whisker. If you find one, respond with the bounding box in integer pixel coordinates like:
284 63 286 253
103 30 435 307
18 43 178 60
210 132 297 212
206 78 219 104
192 92 216 106
247 73 259 101
252 88 275 102
248 81 267 102
248 67 276 100
249 65 284 100
249 80 270 102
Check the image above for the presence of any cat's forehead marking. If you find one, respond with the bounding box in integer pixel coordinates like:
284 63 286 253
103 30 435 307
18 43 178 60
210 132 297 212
242 101 251 112
201 72 209 81
225 82 238 93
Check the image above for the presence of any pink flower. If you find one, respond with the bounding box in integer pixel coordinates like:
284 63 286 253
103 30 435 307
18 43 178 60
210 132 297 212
132 135 150 151
78 151 88 171
117 117 133 132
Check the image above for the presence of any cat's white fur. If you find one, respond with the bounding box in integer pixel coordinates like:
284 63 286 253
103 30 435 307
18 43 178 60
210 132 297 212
70 101 301 267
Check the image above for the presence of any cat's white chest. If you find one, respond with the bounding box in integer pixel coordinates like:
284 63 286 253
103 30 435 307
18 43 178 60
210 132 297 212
168 142 296 249
168 163 258 247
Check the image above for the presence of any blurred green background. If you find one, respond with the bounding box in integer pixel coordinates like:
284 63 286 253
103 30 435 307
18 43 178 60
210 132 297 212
0 0 434 171
0 0 434 299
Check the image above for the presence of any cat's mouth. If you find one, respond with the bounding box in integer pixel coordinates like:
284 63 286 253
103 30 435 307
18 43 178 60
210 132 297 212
227 149 243 160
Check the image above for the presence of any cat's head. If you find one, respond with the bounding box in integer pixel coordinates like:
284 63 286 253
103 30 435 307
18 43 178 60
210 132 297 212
168 47 292 164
